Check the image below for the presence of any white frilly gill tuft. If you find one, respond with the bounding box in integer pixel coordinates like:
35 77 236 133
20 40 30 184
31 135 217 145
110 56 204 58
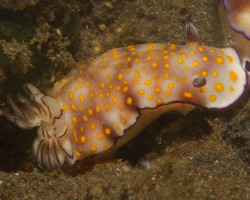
4 83 75 168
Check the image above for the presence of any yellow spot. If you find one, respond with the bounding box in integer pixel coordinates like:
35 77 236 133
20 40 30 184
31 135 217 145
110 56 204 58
153 73 158 78
177 58 184 64
202 56 208 62
75 151 81 157
181 77 187 83
229 86 234 92
148 43 154 48
105 103 110 111
199 87 206 93
104 128 111 135
80 127 84 133
198 46 204 52
164 63 170 68
73 131 78 143
124 68 130 73
230 71 237 81
116 124 121 131
157 98 163 104
88 92 94 99
95 105 101 113
97 133 103 140
77 82 83 88
227 56 233 62
146 55 152 61
183 92 193 99
215 82 224 92
190 50 196 55
123 86 129 93
184 65 189 70
134 71 141 78
109 83 113 89
118 73 123 80
88 108 94 115
100 82 105 88
126 97 133 105
56 96 61 101
154 87 161 93
169 44 177 50
61 78 66 83
126 57 132 62
145 80 152 85
71 104 76 111
90 123 96 130
90 146 97 152
119 103 124 111
99 93 103 99
134 58 140 63
216 56 224 64
209 95 217 101
163 73 170 79
106 91 110 97
201 70 207 77
116 86 121 91
80 136 86 143
212 71 218 77
209 49 215 53
82 115 88 122
106 73 111 78
72 116 78 124
85 81 90 87
138 89 145 95
168 83 175 89
165 91 171 96
126 113 131 118
163 55 169 60
151 62 158 68
68 92 74 99
147 95 153 100
120 118 126 124
112 96 117 104
193 61 199 67
96 67 101 73
181 54 188 58
79 95 85 103
63 104 68 111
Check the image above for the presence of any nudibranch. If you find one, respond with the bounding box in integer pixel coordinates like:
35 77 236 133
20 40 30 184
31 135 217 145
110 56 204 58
222 0 250 39
4 24 247 169
220 0 250 82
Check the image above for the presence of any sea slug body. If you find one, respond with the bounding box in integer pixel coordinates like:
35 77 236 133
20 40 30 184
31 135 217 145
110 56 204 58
222 0 250 39
4 27 247 169
220 0 250 84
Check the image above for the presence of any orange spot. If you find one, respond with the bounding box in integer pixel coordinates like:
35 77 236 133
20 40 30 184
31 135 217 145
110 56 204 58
183 92 193 99
230 71 237 81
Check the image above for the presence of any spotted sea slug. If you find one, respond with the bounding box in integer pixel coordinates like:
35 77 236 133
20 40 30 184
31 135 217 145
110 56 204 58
220 0 250 81
4 26 247 169
222 0 250 39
